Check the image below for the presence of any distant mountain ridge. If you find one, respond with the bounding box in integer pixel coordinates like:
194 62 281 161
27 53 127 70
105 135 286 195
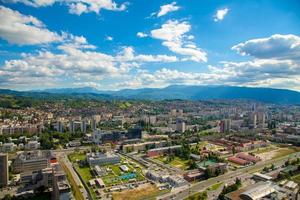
1 85 300 104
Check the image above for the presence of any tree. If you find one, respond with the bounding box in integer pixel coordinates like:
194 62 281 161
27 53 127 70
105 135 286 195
205 169 213 179
235 178 241 186
271 164 275 170
232 146 236 155
188 191 207 200
188 160 198 170
40 133 54 149
285 160 290 167
215 167 222 176
2 194 12 200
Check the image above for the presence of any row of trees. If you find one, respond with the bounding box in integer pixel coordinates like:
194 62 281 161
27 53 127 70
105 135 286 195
40 131 84 149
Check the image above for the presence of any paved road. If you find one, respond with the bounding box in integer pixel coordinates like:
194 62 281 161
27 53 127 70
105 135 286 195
157 151 300 200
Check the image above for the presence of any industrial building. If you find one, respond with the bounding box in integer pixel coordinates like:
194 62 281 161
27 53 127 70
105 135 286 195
13 150 53 173
87 152 121 166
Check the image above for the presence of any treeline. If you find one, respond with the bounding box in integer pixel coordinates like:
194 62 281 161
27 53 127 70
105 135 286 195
0 95 38 108
40 131 84 149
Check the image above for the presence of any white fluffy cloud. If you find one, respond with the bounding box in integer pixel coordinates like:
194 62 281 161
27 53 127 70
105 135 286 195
137 32 148 38
151 20 207 62
157 2 180 17
207 34 300 90
209 61 300 91
2 0 128 15
116 46 178 63
105 36 113 41
68 0 128 15
115 34 300 91
0 38 179 88
0 6 61 45
214 8 229 22
2 0 55 7
232 34 300 60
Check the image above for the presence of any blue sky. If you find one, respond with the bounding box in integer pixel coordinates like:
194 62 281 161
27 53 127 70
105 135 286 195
0 0 300 91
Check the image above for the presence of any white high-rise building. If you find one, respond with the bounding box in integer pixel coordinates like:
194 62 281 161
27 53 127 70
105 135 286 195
91 115 101 131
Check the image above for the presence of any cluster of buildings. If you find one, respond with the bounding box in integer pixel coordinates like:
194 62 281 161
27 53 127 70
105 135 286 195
146 145 182 157
219 111 266 133
122 140 168 153
225 180 299 200
0 109 52 136
214 136 269 152
261 123 300 145
92 128 142 144
0 136 41 152
184 161 227 182
146 169 188 188
0 124 43 135
228 153 261 166
0 150 71 199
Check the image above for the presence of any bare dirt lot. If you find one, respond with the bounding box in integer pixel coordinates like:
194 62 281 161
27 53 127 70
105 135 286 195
112 183 161 200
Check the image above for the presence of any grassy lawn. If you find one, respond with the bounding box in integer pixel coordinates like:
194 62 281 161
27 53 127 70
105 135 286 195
169 157 190 170
69 152 86 162
184 191 208 200
69 153 145 196
60 161 85 200
155 156 190 170
101 162 145 187
76 165 94 181
74 165 98 199
250 145 277 154
274 147 300 158
208 182 223 191
292 173 300 184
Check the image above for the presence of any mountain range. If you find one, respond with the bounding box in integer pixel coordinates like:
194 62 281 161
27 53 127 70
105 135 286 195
1 85 300 104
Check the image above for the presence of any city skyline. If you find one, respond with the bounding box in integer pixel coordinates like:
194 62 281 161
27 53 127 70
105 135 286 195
0 0 300 91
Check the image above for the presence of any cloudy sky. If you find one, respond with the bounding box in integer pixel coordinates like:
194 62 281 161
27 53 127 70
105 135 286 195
0 0 300 91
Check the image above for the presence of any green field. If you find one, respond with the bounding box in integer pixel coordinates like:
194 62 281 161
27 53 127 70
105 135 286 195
274 147 300 158
74 165 98 199
155 156 190 170
250 145 277 154
101 160 145 187
292 173 300 184
207 182 223 191
61 161 85 200
69 152 86 162
69 152 145 189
